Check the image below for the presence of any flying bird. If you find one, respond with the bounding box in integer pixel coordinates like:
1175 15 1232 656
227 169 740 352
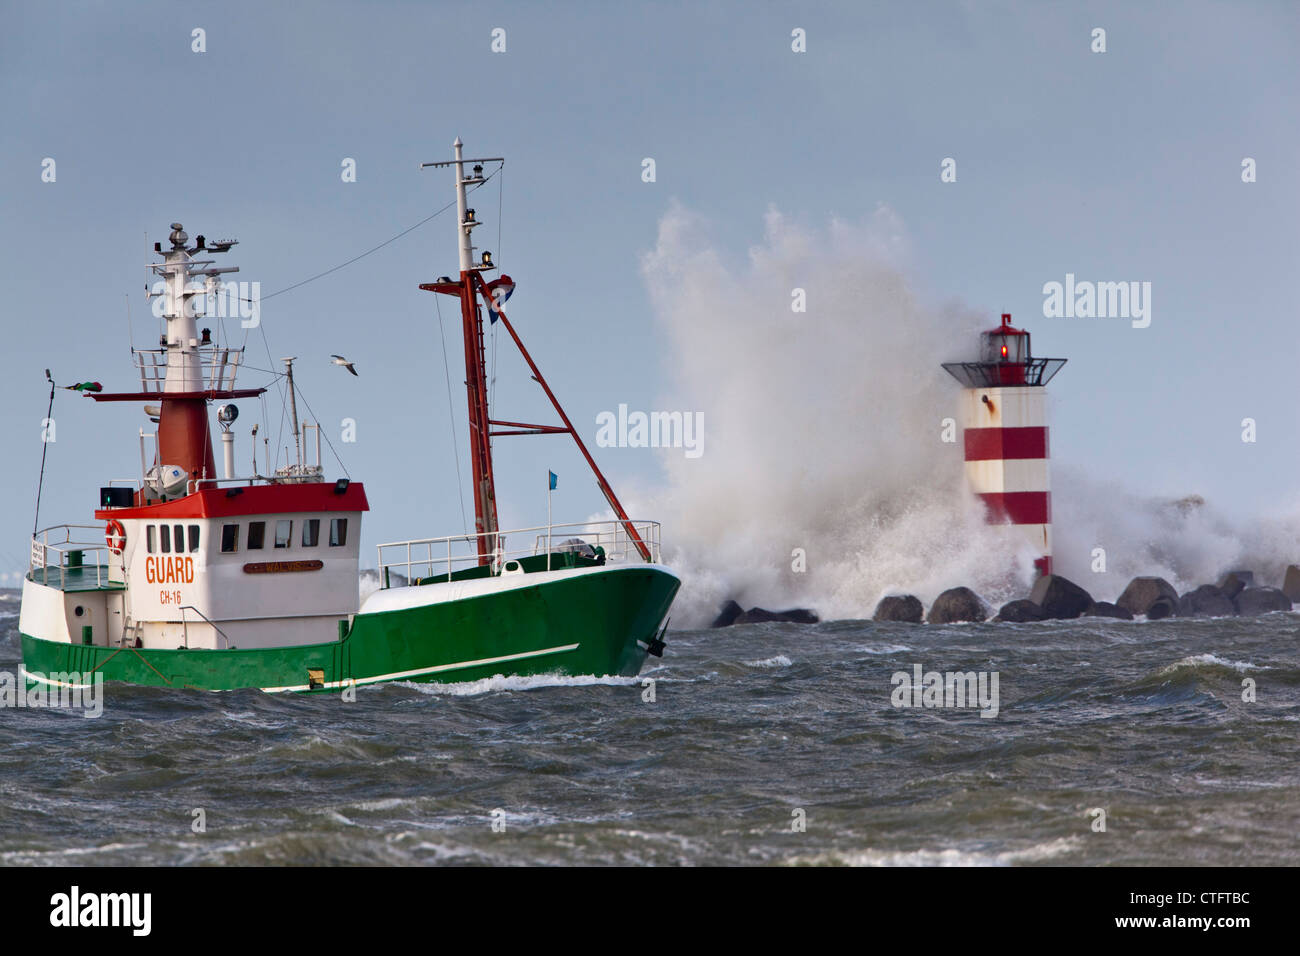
330 355 358 376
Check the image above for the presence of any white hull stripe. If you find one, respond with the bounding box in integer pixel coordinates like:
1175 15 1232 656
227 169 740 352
19 668 97 690
259 642 581 693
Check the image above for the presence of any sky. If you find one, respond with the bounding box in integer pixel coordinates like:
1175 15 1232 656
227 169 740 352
2 0 1297 592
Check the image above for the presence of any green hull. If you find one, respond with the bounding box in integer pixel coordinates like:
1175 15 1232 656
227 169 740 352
20 565 678 693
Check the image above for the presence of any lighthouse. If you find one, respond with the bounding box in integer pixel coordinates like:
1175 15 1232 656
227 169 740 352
941 314 1066 576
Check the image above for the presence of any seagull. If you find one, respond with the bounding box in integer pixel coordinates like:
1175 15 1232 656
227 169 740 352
330 354 358 376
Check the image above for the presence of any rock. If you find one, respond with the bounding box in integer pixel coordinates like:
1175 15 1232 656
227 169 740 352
1146 596 1177 619
1233 587 1292 616
994 599 1048 623
1028 574 1094 620
1115 576 1179 617
872 595 923 623
733 607 819 625
1177 585 1235 618
1282 565 1300 604
710 600 744 628
927 587 989 624
1084 601 1134 620
1216 571 1254 599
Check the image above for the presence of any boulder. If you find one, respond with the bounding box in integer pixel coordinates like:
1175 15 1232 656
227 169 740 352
1029 574 1094 620
927 587 989 624
733 607 819 625
1282 565 1300 604
710 600 744 628
1115 576 1179 617
872 595 923 623
1233 587 1292 616
1084 601 1134 620
1177 584 1235 618
1146 596 1177 620
994 599 1049 623
1216 571 1254 600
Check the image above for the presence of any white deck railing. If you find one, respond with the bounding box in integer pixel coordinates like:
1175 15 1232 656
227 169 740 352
376 519 661 587
29 525 116 589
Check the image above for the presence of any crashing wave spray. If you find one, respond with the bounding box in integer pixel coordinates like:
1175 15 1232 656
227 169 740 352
633 204 1300 626
1051 468 1300 602
637 204 1042 625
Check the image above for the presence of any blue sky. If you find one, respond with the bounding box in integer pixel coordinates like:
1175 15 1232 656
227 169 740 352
2 1 1297 585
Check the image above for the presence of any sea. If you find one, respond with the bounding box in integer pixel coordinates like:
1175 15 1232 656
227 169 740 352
1 587 1296 866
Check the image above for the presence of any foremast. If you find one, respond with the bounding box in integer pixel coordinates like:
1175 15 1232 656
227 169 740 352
156 224 231 482
88 224 264 499
420 138 652 565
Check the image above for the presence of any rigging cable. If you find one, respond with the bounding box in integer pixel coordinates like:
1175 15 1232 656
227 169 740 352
254 198 457 304
290 383 350 478
227 170 499 479
488 164 503 438
435 294 470 534
32 372 56 537
242 167 497 306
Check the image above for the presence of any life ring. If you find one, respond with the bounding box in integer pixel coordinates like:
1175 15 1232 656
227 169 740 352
105 519 126 555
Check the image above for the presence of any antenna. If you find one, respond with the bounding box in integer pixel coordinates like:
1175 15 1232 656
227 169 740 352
419 139 503 275
281 357 301 469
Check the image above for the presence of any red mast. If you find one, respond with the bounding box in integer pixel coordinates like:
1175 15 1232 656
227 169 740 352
457 267 499 562
419 140 652 565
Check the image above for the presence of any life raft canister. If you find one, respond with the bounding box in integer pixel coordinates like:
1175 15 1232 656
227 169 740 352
105 519 126 555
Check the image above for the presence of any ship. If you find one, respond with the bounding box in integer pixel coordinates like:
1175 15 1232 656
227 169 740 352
19 139 679 694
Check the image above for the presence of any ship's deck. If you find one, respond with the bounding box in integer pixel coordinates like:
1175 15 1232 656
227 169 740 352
27 566 125 592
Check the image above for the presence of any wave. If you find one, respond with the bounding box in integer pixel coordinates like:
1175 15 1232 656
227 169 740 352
741 655 792 669
786 836 1082 867
396 673 643 697
623 204 1300 627
1156 654 1265 677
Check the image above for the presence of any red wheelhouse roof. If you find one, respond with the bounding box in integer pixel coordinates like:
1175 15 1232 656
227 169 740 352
94 482 369 521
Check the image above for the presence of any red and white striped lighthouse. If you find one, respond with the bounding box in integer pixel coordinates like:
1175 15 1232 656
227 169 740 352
942 314 1066 577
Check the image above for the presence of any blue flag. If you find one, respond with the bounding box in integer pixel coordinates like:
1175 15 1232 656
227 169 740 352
548 471 557 491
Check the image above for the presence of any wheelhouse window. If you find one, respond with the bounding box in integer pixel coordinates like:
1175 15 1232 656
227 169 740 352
173 524 184 552
274 520 293 549
302 519 320 547
160 525 171 553
220 524 238 553
247 521 266 550
147 525 156 554
188 525 200 552
329 518 348 547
